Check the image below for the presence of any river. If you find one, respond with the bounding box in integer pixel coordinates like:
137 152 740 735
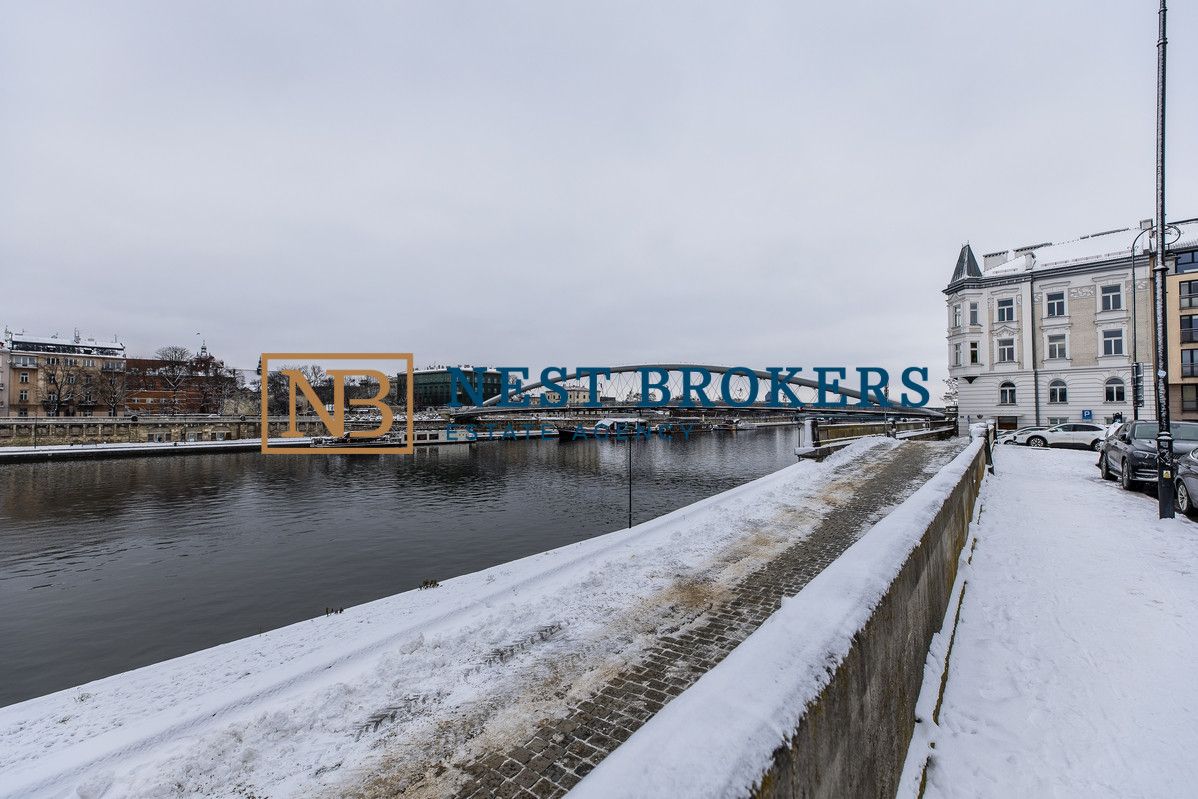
0 426 802 706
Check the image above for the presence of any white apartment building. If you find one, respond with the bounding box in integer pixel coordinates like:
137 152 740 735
945 224 1154 433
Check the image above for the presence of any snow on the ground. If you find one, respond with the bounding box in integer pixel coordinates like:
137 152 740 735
0 437 901 799
902 446 1198 799
570 440 984 799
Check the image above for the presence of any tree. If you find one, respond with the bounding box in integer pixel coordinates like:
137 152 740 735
942 377 959 407
96 368 127 417
41 359 83 417
154 346 193 413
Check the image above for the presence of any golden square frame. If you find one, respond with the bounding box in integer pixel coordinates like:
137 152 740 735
260 352 415 455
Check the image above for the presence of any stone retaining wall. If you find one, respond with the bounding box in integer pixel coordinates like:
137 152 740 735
752 442 985 798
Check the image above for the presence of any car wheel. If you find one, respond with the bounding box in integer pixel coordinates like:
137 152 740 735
1120 460 1139 491
1090 439 1102 452
1101 454 1116 481
1027 436 1047 448
1177 480 1195 517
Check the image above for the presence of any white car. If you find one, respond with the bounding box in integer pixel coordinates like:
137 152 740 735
999 426 1047 445
1022 422 1108 451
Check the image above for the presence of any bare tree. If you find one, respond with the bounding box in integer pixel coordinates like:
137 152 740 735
154 346 193 413
41 359 83 417
942 377 959 407
97 368 128 416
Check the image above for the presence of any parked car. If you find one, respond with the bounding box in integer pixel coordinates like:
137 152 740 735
1022 422 1107 451
999 426 1047 445
1100 420 1198 491
1175 448 1198 515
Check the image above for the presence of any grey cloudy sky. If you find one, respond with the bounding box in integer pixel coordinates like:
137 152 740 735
2 2 1195 391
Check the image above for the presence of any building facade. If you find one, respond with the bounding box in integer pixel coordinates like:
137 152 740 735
394 367 504 410
945 225 1154 432
1162 220 1198 419
2 331 127 417
124 345 239 414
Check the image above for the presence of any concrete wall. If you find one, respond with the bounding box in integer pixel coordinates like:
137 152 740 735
0 417 330 446
752 443 986 799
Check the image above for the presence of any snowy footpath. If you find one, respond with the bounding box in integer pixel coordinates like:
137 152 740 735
0 437 949 799
901 445 1198 799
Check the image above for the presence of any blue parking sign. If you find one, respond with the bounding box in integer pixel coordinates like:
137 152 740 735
1081 409 1092 420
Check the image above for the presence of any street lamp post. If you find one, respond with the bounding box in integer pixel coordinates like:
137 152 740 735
1130 223 1152 421
1152 0 1173 518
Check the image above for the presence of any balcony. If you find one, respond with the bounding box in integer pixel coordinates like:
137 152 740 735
1181 290 1198 310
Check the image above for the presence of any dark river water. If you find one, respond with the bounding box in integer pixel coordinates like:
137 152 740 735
0 426 803 706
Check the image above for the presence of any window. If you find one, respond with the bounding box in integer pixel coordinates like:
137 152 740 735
1105 378 1125 403
1183 349 1198 378
67 374 77 384
17 409 28 417
969 342 980 365
1047 334 1067 359
1048 416 1068 425
999 381 1016 405
1046 292 1065 317
19 372 28 384
1101 285 1123 312
1183 315 1198 344
1102 329 1124 356
1185 385 1198 411
1175 251 1198 274
969 302 979 325
18 390 28 401
952 343 961 367
1183 280 1198 309
952 304 962 327
1049 379 1068 404
997 338 1015 363
997 298 1015 322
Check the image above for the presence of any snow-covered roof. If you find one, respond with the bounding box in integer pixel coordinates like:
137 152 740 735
978 218 1198 277
5 333 125 354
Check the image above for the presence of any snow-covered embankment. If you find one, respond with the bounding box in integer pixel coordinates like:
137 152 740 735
572 438 986 798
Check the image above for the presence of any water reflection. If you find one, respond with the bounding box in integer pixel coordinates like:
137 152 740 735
0 427 801 705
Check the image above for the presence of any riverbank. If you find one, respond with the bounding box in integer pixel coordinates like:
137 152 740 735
0 437 963 798
0 437 313 462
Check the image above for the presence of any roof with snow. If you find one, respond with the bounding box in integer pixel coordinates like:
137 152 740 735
949 218 1198 287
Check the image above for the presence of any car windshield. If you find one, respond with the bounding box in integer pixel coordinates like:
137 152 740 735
1130 422 1198 441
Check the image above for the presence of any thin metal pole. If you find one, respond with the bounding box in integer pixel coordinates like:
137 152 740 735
1153 0 1174 518
1131 227 1150 421
627 432 633 528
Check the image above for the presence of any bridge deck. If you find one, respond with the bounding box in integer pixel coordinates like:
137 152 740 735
353 439 963 798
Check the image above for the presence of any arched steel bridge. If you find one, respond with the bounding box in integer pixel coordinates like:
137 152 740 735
448 364 941 420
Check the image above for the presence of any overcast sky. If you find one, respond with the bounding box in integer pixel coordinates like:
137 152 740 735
2 2 1195 392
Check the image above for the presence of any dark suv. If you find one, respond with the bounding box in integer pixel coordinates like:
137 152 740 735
1100 420 1198 490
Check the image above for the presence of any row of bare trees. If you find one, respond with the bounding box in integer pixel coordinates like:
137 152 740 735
260 364 384 416
40 359 127 417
